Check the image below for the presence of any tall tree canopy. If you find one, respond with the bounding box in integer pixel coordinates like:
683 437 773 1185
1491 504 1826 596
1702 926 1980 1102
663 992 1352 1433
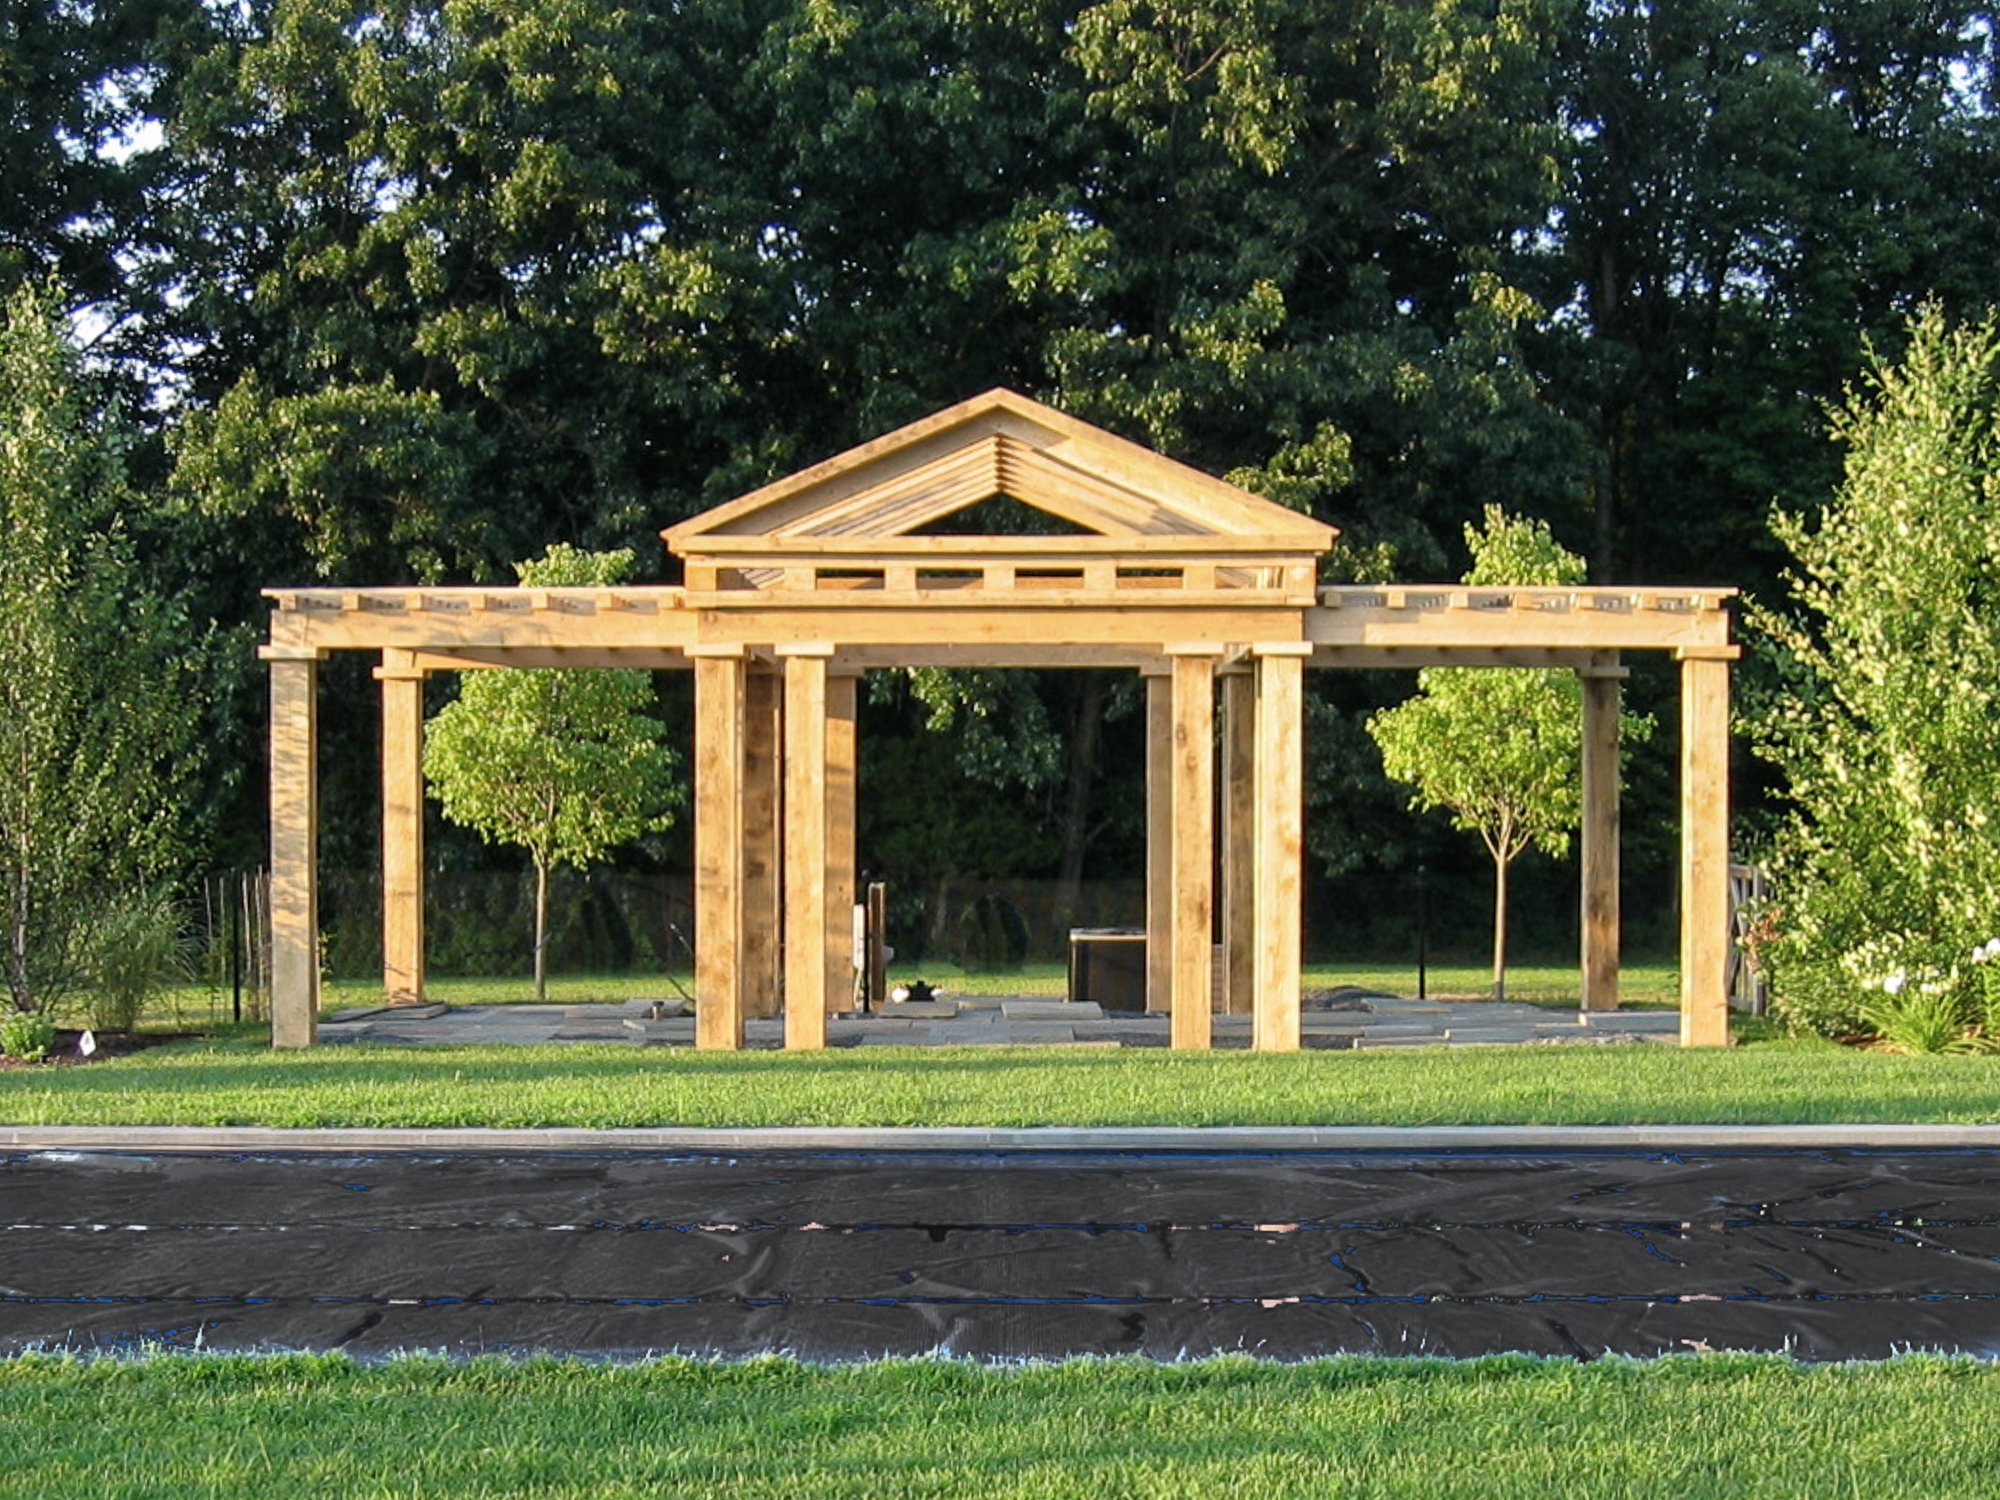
5 0 1997 943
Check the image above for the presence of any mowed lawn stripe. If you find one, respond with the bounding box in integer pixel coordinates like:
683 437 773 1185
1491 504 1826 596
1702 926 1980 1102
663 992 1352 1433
4 1038 2000 1127
1 1353 1996 1499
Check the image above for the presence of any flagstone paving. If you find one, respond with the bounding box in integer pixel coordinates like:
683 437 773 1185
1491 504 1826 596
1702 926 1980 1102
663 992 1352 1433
318 991 1682 1049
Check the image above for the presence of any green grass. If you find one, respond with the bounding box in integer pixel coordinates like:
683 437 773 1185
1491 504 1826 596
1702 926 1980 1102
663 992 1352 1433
1 1352 1995 1498
6 1028 1999 1127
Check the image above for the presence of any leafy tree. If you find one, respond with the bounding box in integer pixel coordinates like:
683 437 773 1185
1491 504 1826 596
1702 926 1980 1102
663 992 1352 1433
1544 0 2000 588
423 546 680 999
0 281 202 1013
1747 307 2000 1038
1367 508 1646 999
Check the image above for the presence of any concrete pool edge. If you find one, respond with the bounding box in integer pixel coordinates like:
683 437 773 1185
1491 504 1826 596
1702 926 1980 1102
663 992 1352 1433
8 1123 2000 1153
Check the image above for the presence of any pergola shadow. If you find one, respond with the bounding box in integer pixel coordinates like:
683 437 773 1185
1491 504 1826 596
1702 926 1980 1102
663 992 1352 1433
262 390 1736 1051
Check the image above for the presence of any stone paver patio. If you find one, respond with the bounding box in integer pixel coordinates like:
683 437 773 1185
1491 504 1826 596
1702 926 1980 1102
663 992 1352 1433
319 990 1681 1049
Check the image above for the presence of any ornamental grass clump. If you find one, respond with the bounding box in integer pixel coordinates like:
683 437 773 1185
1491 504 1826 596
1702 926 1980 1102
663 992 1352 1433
1748 308 2000 1042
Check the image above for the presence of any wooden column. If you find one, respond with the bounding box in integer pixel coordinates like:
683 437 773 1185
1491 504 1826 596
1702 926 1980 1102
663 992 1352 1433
1579 656 1626 1013
264 648 320 1049
826 672 860 1015
693 651 747 1049
782 648 832 1050
741 669 782 1019
1168 654 1217 1049
1144 668 1172 1012
1680 651 1734 1047
377 650 426 1008
1220 669 1256 1016
1252 649 1306 1052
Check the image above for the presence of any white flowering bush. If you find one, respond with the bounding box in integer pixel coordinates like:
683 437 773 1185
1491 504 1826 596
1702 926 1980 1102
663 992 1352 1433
1747 308 2000 1038
1853 938 2000 1054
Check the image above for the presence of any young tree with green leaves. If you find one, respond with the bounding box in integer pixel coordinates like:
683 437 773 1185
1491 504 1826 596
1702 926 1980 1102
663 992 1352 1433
1367 509 1645 1000
0 281 202 1013
1748 307 2000 1040
423 546 680 999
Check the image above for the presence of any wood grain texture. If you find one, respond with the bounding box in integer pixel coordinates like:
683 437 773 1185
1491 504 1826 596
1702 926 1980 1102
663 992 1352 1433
1221 671 1256 1016
1169 656 1216 1050
783 655 829 1049
1680 656 1733 1047
825 674 859 1016
269 657 319 1049
741 670 782 1020
1252 654 1303 1052
694 655 746 1050
1580 665 1622 1013
1145 672 1172 1015
378 654 425 1008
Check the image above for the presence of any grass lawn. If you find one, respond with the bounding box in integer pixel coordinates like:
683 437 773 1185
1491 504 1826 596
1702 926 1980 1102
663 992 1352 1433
6 1023 2000 1127
1 1351 1995 1498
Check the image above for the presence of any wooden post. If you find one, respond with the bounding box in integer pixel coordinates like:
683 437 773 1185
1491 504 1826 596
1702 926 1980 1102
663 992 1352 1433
782 649 831 1049
694 651 747 1049
377 651 426 1008
742 669 782 1019
1579 656 1625 1013
1169 654 1216 1049
1144 668 1171 1012
1252 649 1306 1051
826 672 859 1015
1220 669 1255 1016
1680 651 1734 1046
264 649 320 1048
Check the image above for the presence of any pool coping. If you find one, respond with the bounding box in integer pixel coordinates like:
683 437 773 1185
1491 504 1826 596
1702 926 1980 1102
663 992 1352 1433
7 1123 2000 1153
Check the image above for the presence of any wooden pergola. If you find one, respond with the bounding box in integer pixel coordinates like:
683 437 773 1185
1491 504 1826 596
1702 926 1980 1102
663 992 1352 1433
261 390 1737 1050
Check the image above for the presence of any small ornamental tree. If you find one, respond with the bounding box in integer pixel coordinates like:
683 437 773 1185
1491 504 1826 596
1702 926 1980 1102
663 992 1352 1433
1368 508 1648 1000
423 546 680 999
1748 308 2000 1039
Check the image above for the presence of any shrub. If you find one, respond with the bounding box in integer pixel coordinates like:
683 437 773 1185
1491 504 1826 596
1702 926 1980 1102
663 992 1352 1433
1748 308 2000 1037
1 1010 55 1062
86 888 194 1032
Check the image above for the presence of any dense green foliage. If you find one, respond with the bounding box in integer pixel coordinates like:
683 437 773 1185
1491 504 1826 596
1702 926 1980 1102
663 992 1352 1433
0 284 203 1014
4 1352 2000 1499
10 1031 2000 1127
425 546 680 997
5 0 1999 945
1749 310 2000 1043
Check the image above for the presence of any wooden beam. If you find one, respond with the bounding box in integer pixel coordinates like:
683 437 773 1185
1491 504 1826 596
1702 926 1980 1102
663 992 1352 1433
1680 655 1733 1046
1252 653 1304 1051
1221 671 1256 1016
1579 660 1623 1012
1311 646 1617 670
1145 671 1171 1013
826 673 859 1015
782 653 829 1049
1170 655 1216 1049
694 654 747 1049
266 652 319 1048
378 652 425 1008
742 669 782 1019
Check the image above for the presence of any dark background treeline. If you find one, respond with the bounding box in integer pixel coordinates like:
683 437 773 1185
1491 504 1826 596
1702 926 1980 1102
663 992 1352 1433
7 0 1997 966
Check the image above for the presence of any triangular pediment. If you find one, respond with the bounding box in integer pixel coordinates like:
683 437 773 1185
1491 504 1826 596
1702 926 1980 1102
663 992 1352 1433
662 389 1337 556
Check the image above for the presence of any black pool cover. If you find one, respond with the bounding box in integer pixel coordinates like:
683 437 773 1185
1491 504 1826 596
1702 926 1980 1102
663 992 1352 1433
5 1147 1999 1361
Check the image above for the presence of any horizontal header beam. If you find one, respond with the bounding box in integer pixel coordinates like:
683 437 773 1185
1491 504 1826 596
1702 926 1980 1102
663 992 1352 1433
264 582 1734 659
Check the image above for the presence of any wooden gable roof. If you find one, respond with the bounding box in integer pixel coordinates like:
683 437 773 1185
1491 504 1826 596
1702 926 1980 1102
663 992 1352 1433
662 389 1337 557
